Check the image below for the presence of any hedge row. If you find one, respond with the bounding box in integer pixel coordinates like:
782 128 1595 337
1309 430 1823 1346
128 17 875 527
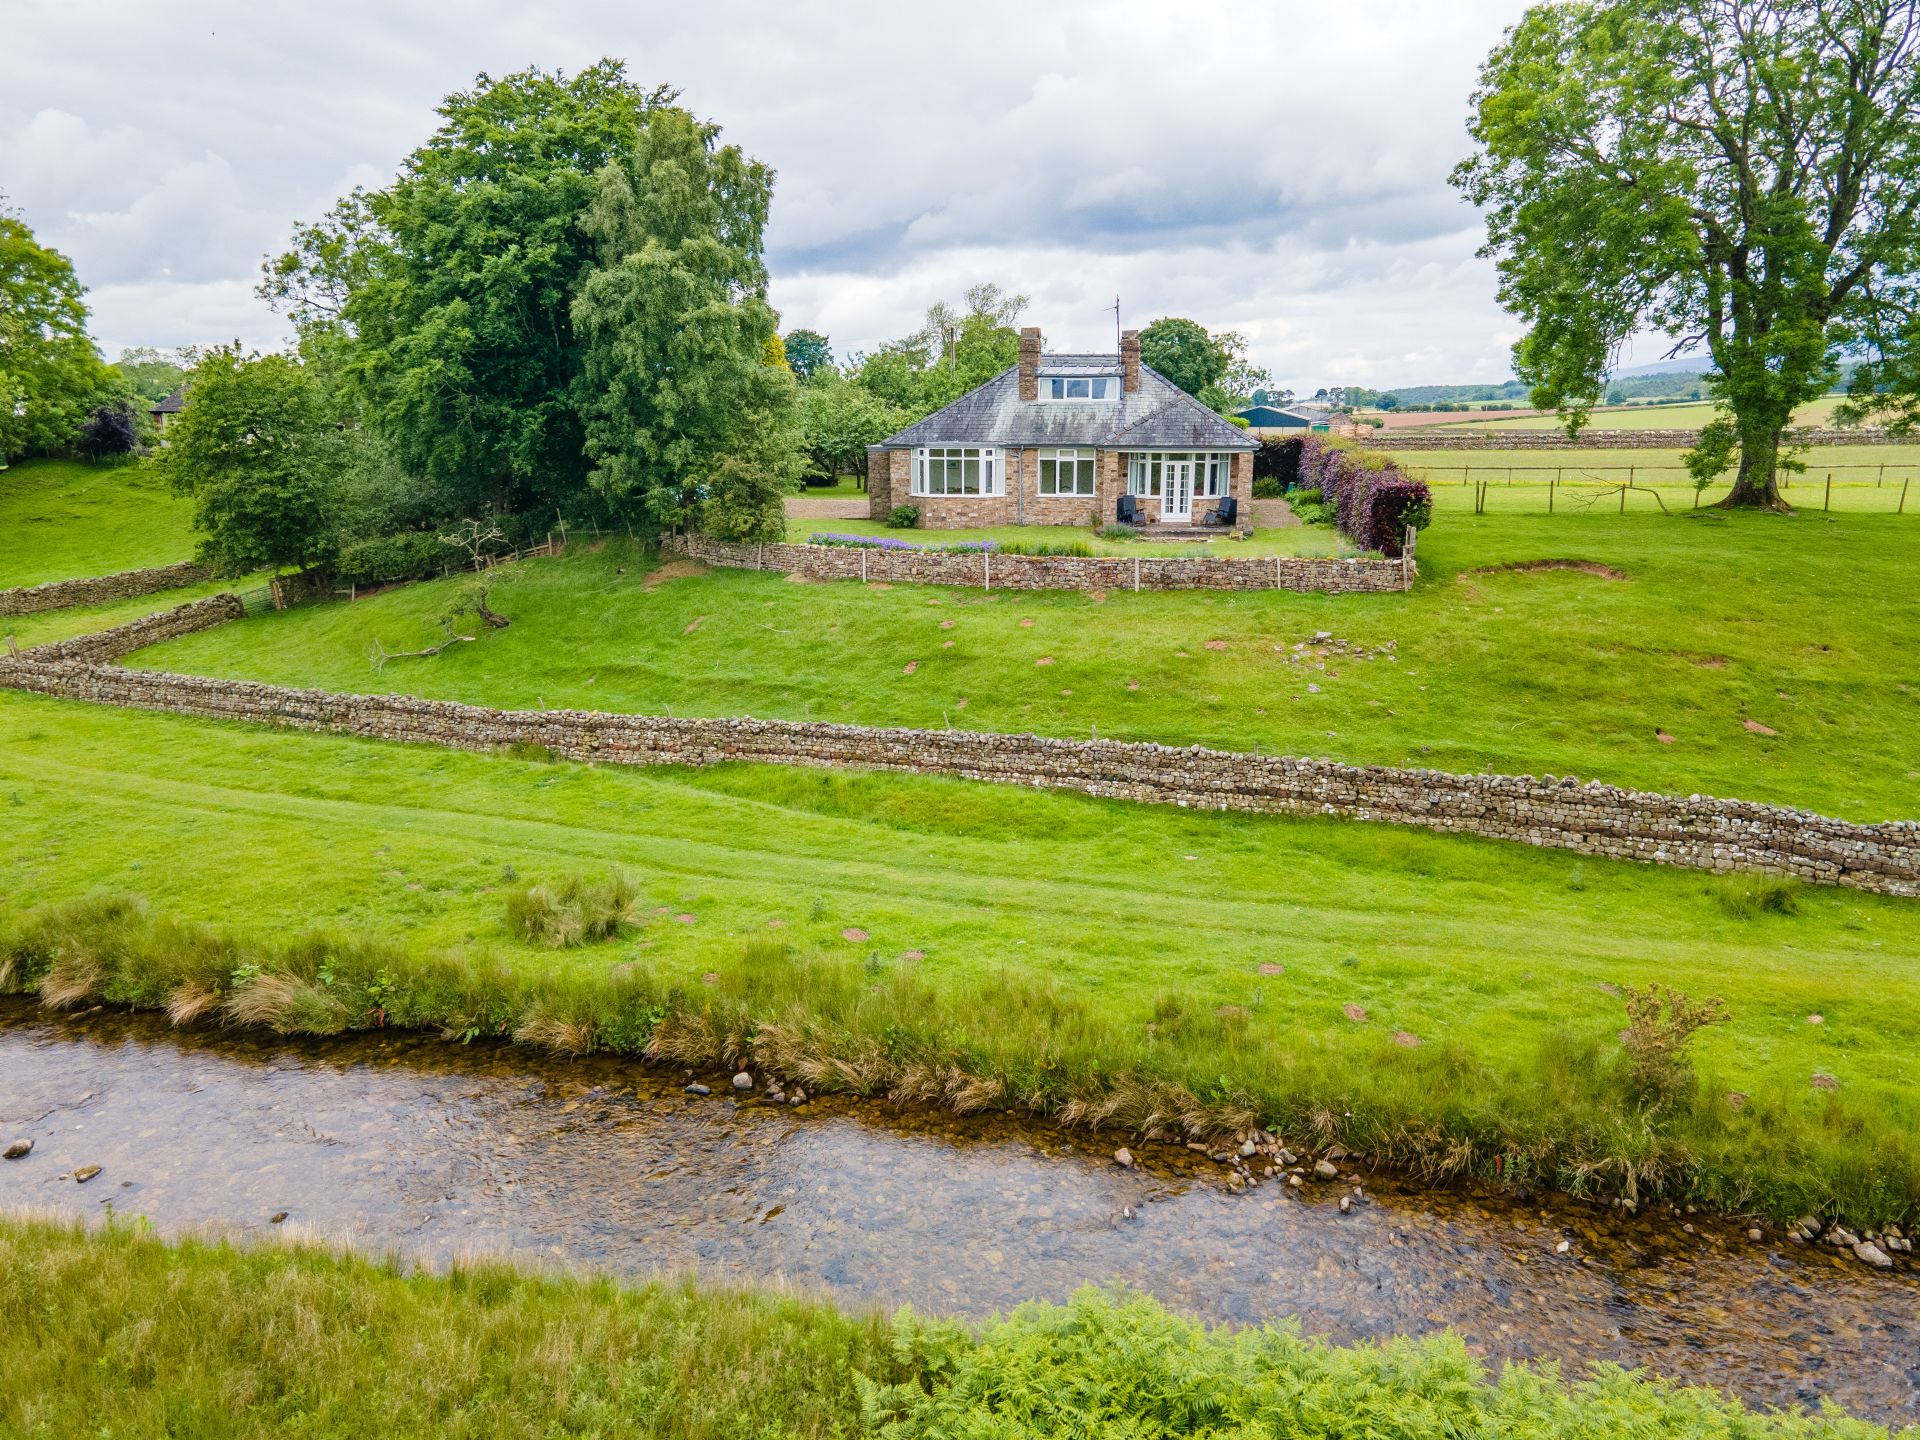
1296 435 1433 557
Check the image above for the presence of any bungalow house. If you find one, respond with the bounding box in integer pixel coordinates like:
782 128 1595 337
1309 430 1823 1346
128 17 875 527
866 327 1256 530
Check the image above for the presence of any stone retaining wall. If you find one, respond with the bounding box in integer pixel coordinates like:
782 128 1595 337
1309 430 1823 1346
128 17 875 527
0 561 211 617
1367 426 1898 452
1 657 1912 897
17 594 244 663
670 534 1413 594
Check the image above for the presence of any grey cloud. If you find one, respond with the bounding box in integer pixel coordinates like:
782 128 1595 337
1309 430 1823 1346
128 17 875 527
4 0 1532 388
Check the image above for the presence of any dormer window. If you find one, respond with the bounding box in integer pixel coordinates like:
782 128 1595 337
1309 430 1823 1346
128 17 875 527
1046 376 1116 400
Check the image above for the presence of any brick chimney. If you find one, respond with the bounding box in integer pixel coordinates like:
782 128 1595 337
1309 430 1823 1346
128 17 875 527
1018 326 1042 401
1120 329 1141 394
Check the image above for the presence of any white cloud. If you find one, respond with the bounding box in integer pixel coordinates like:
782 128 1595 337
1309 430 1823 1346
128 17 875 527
2 0 1533 391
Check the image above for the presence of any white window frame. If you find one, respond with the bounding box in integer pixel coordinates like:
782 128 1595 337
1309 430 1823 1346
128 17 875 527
1128 452 1229 498
1043 375 1117 401
912 446 1000 497
1037 447 1096 497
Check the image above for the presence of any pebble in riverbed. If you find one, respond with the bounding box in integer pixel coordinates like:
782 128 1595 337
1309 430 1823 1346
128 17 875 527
1113 1147 1135 1169
684 1083 711 1097
2 1139 30 1160
732 1072 754 1092
73 1165 101 1183
1314 1159 1339 1180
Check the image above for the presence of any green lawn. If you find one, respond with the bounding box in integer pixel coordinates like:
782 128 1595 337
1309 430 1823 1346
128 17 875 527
786 517 1353 556
134 508 1920 820
13 1222 1891 1440
4 691 1918 1222
0 457 197 587
796 476 869 499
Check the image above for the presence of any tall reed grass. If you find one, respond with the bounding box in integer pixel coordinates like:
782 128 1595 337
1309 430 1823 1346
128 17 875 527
3 891 1914 1229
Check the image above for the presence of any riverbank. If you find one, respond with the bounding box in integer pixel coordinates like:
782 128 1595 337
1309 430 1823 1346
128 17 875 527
7 1220 1908 1439
4 879 1918 1246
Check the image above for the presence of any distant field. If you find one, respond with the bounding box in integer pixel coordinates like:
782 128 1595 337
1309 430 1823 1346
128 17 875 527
1396 444 1920 514
0 458 197 587
1413 396 1851 433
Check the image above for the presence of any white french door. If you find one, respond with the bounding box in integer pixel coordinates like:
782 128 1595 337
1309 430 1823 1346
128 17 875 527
1161 460 1194 521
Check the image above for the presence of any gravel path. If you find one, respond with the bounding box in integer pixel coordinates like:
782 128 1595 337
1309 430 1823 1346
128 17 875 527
1250 495 1301 528
785 495 868 520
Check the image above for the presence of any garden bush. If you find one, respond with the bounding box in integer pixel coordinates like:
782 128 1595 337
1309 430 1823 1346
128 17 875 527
807 532 994 554
1296 435 1432 557
887 505 920 529
1096 523 1138 541
336 531 455 586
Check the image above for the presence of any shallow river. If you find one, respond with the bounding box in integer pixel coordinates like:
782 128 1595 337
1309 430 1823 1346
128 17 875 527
3 1003 1916 1423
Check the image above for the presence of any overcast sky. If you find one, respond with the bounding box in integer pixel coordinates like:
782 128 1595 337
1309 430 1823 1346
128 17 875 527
5 0 1583 394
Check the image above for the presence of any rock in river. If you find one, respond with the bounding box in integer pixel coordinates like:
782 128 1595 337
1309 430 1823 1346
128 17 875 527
1113 1147 1135 1169
73 1165 101 1183
3 1139 30 1160
732 1072 754 1092
684 1083 712 1097
1853 1241 1894 1270
1314 1159 1339 1180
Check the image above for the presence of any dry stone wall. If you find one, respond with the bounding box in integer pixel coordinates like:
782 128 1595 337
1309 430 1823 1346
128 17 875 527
1367 426 1899 452
17 594 244 663
0 561 210 617
670 535 1412 594
1 657 1913 897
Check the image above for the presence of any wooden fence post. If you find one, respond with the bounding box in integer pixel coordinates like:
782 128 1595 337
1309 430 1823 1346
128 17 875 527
1825 473 1833 511
1900 476 1910 514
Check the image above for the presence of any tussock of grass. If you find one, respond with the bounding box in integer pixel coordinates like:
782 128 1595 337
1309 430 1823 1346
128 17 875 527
1714 875 1803 918
504 872 642 947
0 1218 1902 1439
5 893 1916 1229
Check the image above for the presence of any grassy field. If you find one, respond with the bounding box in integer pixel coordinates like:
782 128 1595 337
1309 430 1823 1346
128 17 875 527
1417 396 1853 432
785 516 1352 556
4 691 1918 1222
12 1220 1895 1440
0 457 197 587
132 509 1920 820
1398 446 1920 512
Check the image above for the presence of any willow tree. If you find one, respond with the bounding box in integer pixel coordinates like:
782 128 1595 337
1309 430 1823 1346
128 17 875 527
1453 0 1920 508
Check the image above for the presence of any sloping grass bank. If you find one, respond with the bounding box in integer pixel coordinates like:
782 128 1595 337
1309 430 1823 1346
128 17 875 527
3 691 1917 1228
133 510 1920 819
1 1218 1902 1439
0 457 197 587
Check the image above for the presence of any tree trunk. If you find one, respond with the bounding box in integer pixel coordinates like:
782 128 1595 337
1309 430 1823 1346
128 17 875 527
1716 422 1791 511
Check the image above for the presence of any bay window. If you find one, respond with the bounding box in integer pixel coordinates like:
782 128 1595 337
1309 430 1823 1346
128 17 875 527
913 446 999 496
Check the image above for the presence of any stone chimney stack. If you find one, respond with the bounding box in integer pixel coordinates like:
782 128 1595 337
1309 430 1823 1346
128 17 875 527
1018 326 1043 401
1120 329 1141 393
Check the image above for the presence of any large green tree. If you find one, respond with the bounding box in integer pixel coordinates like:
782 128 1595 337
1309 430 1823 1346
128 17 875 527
800 371 907 482
159 347 344 575
782 328 833 381
1454 0 1920 509
1138 317 1231 399
262 63 672 518
846 287 1025 420
568 106 796 529
0 207 113 460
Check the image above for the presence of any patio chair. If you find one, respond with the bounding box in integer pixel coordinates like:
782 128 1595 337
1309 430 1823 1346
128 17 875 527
1116 494 1144 526
1206 495 1239 527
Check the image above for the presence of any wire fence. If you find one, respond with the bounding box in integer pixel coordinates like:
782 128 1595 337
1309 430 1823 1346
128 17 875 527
1392 460 1919 516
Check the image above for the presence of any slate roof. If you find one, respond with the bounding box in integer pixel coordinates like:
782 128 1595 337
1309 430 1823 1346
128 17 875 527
879 355 1255 451
151 386 186 415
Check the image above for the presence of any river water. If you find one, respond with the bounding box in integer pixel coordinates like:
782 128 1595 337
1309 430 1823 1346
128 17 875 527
2 1003 1915 1423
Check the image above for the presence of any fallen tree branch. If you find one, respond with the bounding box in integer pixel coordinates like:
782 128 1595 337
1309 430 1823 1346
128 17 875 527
370 623 476 672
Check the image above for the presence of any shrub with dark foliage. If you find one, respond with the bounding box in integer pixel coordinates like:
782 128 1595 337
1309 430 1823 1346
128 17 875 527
1296 435 1431 557
76 400 141 461
337 531 458 587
